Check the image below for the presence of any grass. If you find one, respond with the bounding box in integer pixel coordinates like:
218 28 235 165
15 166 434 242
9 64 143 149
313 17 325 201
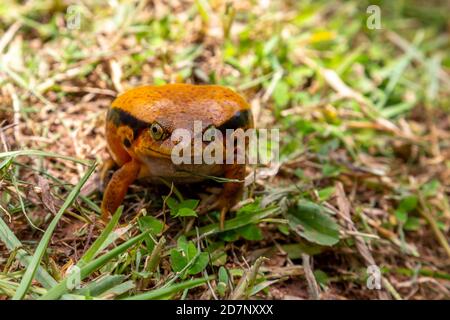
0 0 449 300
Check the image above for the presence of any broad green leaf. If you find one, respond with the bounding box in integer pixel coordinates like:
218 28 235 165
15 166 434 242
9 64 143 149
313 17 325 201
165 197 179 211
138 216 164 234
237 224 263 241
177 207 198 217
188 252 209 275
220 230 240 242
286 200 340 246
179 199 199 210
218 267 229 284
170 249 188 272
177 236 190 255
138 216 164 253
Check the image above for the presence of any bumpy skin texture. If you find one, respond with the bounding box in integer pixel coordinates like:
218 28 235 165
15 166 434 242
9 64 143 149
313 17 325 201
102 84 253 227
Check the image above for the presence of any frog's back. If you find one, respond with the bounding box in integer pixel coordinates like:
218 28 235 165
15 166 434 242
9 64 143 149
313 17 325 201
110 84 253 131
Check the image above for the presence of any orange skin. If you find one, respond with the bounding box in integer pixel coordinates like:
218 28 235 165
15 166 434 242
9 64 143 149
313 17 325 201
101 84 253 227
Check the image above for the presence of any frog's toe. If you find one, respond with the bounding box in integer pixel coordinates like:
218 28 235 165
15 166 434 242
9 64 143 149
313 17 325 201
206 198 231 229
219 206 229 230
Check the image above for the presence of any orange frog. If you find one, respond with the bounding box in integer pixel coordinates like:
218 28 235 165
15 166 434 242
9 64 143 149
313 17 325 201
101 83 253 227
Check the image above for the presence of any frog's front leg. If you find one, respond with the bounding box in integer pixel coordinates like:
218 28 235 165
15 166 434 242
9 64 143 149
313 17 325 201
213 163 246 229
101 158 141 221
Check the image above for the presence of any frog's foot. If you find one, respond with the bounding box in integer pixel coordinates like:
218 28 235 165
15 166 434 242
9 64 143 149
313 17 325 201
203 197 230 230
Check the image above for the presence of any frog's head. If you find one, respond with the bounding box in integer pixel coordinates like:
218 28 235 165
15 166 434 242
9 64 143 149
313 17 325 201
108 84 253 161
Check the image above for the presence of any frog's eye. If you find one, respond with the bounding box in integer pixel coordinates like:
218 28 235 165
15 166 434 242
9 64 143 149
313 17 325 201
149 122 165 141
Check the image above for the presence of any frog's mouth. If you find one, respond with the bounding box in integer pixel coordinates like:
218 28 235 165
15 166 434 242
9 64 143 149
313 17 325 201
144 147 172 159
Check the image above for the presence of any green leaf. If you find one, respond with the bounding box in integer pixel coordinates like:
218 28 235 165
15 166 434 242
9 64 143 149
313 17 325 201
237 224 263 241
179 199 199 210
165 196 179 213
286 200 340 246
218 267 229 284
220 230 240 242
395 195 418 225
177 236 189 255
188 252 209 275
395 209 408 224
236 200 261 215
217 281 227 297
318 187 336 201
185 242 198 261
272 81 290 108
138 216 164 234
314 270 329 288
165 197 199 217
177 207 198 217
170 249 188 272
421 180 440 197
277 224 290 236
138 215 164 252
398 195 418 213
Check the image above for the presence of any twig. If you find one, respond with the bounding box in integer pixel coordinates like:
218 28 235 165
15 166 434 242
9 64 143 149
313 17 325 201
302 254 320 300
335 182 390 300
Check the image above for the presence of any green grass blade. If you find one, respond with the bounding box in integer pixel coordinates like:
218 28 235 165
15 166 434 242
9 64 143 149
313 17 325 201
39 230 150 300
124 276 213 300
78 206 123 266
0 149 90 165
99 280 135 299
12 163 97 300
0 217 57 289
72 275 126 297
